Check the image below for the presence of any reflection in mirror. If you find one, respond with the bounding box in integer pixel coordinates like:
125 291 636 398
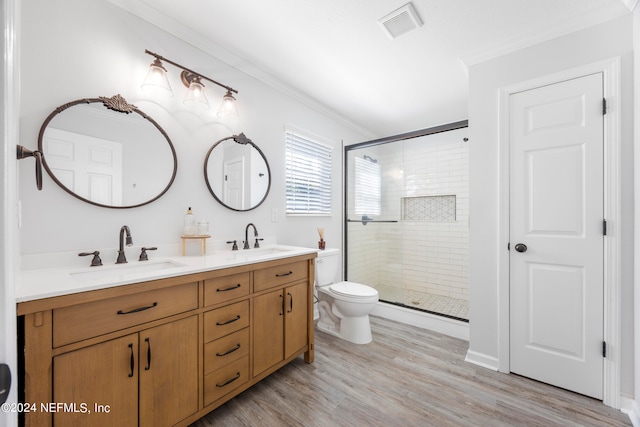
38 95 177 208
204 133 271 211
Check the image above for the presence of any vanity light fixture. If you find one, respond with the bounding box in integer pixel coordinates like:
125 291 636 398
142 49 239 115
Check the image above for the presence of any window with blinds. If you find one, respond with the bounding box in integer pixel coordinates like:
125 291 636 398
354 157 381 215
285 130 333 215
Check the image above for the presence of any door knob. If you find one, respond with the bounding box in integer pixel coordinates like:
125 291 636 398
514 243 528 253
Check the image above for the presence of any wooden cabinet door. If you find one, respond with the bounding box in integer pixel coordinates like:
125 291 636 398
53 333 139 427
139 315 199 427
252 289 284 376
285 281 308 358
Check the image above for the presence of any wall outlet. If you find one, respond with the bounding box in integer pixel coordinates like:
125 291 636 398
271 208 278 222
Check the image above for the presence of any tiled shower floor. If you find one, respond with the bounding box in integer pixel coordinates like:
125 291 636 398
376 285 469 320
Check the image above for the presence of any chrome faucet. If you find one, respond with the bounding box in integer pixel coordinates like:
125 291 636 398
116 225 133 264
243 223 260 249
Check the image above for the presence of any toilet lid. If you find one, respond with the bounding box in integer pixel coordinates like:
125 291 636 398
329 281 378 298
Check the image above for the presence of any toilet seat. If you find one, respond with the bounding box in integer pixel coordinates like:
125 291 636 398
329 281 378 299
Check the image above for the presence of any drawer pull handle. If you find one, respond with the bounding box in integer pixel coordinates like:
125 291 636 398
144 338 151 371
275 271 293 277
128 343 134 378
216 372 241 388
216 344 241 357
216 315 241 326
217 284 241 292
117 302 158 315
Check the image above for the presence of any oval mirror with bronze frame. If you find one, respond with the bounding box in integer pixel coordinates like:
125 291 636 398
37 94 177 208
204 133 271 211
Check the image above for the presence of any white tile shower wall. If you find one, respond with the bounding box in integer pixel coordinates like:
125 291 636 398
398 137 469 300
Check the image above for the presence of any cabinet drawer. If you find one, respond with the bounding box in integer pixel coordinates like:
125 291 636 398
204 328 249 375
204 272 250 307
204 301 249 342
253 260 308 292
204 355 249 406
53 283 198 347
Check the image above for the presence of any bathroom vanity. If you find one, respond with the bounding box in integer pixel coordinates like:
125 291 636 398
16 247 316 427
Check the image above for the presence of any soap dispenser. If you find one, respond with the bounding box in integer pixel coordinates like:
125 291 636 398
184 207 196 236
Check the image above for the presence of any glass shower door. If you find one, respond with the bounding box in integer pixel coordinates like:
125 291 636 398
345 143 404 305
345 123 470 321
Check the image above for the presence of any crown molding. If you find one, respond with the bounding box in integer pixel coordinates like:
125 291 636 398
619 0 638 12
461 4 630 67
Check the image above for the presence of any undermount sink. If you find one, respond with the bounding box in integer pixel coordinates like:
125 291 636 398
244 246 294 258
214 245 296 262
70 260 186 282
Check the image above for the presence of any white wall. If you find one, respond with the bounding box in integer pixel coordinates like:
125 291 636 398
632 4 640 426
18 0 366 263
468 14 634 400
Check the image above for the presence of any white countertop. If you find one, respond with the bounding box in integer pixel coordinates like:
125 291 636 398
17 245 318 303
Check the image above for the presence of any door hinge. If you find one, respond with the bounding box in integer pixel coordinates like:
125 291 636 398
602 98 607 115
603 219 607 236
602 341 607 358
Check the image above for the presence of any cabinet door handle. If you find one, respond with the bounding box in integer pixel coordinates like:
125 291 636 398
144 338 151 371
128 343 135 378
287 292 293 313
117 302 158 315
280 294 284 316
216 284 241 292
216 315 241 326
216 343 241 357
275 271 293 277
216 372 241 388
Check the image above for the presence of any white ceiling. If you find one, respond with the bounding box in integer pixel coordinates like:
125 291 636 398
111 0 632 138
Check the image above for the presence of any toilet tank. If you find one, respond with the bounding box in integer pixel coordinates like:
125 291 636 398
316 248 340 286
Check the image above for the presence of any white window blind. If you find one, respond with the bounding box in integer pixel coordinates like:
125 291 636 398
354 157 381 215
285 130 333 215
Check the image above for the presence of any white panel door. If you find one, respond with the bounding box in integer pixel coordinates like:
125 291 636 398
223 158 244 210
43 128 123 205
509 73 604 399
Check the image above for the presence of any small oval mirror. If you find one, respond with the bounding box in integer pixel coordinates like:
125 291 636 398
204 133 271 211
38 95 177 208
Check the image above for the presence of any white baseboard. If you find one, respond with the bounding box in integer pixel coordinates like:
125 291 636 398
624 397 640 426
371 301 469 341
464 349 499 371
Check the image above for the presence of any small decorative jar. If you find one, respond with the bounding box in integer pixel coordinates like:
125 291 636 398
318 239 325 250
197 219 210 236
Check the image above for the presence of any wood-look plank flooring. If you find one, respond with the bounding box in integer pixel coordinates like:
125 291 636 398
191 316 631 427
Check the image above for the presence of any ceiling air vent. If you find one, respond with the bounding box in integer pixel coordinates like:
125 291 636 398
378 2 423 40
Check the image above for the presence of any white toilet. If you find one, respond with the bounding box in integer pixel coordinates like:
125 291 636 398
315 248 379 344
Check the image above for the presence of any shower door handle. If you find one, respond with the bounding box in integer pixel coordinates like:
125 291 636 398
347 218 399 225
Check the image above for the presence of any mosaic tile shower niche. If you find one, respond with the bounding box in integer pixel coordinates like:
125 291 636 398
402 195 456 222
346 124 469 320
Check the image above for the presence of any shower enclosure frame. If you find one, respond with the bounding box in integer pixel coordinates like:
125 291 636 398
343 120 468 319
